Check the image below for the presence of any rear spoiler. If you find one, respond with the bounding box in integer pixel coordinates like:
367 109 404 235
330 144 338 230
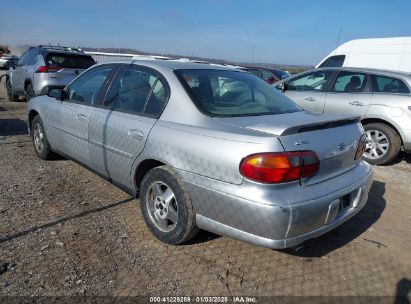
281 116 361 136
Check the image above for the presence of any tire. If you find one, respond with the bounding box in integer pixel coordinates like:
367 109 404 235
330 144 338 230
6 78 19 102
31 116 55 160
363 123 401 165
140 166 199 244
25 83 35 101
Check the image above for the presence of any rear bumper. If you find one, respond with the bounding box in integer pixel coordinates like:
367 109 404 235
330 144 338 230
178 161 373 249
33 73 73 96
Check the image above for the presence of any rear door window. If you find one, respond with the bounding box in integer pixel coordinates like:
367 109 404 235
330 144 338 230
331 71 368 93
46 53 95 69
370 75 410 94
287 71 332 92
319 55 346 68
104 66 169 117
24 50 37 66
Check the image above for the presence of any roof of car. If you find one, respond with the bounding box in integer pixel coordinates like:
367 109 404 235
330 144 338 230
97 59 243 72
40 49 89 56
148 60 241 70
29 45 89 56
316 67 411 78
243 66 286 72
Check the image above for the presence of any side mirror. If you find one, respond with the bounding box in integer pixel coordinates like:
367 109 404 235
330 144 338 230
48 88 67 100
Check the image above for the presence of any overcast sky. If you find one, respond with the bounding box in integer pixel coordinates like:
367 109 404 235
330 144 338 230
1 0 410 65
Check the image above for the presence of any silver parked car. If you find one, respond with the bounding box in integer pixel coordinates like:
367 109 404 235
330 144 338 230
6 45 95 102
27 61 373 249
275 67 411 165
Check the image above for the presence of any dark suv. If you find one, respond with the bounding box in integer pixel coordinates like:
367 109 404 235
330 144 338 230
6 45 95 101
242 67 290 84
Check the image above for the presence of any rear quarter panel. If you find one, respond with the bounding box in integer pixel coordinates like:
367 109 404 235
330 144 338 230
366 93 411 145
134 120 285 185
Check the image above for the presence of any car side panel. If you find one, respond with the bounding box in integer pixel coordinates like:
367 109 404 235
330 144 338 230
322 91 371 117
284 90 327 113
367 93 411 149
133 120 285 186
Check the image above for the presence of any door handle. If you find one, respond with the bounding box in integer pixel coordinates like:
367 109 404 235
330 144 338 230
76 114 87 121
128 129 144 140
304 97 316 102
349 101 364 107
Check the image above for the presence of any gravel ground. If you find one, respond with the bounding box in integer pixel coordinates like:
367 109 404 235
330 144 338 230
0 71 410 301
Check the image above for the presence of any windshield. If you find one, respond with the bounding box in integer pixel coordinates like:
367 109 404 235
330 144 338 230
46 53 95 69
176 69 301 117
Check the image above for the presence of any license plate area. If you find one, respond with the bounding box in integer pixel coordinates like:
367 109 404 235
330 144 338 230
325 188 363 225
339 193 352 211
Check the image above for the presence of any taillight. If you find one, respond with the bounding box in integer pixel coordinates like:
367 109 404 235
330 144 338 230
355 134 366 160
239 151 320 184
36 65 62 73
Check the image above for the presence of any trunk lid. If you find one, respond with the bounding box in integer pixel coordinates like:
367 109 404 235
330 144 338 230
214 111 363 185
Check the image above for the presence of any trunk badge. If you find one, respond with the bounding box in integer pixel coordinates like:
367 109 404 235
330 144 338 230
295 140 309 146
338 143 346 151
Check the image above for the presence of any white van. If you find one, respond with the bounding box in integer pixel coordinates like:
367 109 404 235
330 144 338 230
316 37 411 73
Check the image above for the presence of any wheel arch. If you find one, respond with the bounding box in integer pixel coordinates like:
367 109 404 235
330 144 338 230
24 78 32 90
134 159 167 192
4 74 12 87
28 109 40 133
361 117 403 145
0 74 8 84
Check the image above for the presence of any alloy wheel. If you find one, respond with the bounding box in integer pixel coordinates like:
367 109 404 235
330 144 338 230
364 129 389 160
33 123 44 153
146 181 179 232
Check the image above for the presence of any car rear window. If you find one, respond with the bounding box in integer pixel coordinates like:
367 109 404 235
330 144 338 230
46 53 95 69
176 69 301 117
370 75 410 94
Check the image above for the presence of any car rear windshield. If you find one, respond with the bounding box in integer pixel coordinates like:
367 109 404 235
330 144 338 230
46 53 95 69
176 69 301 117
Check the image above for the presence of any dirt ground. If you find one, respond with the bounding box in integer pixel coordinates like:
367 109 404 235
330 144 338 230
0 71 410 301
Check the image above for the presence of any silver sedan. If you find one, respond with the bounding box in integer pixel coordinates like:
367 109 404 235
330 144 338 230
276 67 411 165
27 61 373 249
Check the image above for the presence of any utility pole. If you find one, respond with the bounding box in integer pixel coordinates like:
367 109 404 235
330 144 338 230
252 45 255 64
